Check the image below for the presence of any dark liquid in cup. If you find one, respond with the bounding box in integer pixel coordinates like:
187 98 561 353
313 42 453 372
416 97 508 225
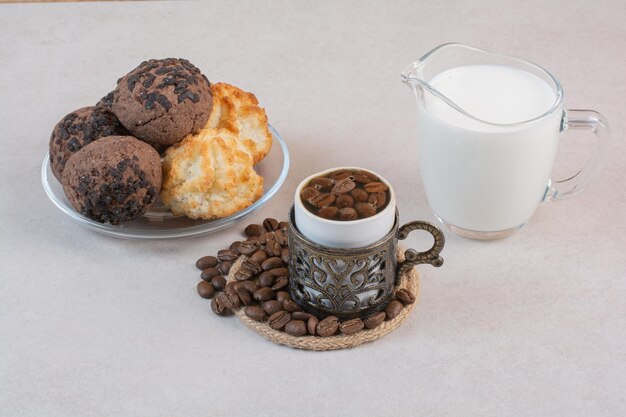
300 169 390 221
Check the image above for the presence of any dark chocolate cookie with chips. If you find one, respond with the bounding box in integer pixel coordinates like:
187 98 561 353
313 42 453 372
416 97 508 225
49 106 128 181
112 58 212 145
61 136 162 224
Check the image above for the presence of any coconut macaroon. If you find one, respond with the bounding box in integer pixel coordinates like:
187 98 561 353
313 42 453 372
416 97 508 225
160 128 263 219
206 82 272 164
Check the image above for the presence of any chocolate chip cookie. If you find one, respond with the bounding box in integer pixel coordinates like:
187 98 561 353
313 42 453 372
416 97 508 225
112 58 212 145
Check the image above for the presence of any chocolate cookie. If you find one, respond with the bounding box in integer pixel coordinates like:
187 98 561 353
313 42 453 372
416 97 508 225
61 136 162 224
112 58 212 145
49 106 128 181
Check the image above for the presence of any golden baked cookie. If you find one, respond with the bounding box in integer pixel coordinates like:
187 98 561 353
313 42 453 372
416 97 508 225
160 128 264 219
206 82 272 163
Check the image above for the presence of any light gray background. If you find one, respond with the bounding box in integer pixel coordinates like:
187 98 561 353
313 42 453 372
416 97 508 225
1 1 624 416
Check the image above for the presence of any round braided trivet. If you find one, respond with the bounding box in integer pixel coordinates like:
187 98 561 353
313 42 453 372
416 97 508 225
226 247 419 351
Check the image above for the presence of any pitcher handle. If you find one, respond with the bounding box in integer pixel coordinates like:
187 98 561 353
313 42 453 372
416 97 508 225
396 221 445 285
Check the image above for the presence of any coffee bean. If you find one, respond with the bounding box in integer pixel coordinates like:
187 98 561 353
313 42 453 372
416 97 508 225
268 311 291 330
250 250 268 265
385 300 404 320
262 300 283 315
200 267 221 281
338 207 358 221
229 241 241 252
261 257 283 271
234 267 254 281
253 287 275 302
317 206 339 219
368 191 387 208
396 288 416 305
364 311 386 329
263 218 279 231
355 202 377 218
281 248 290 264
211 297 232 316
332 178 356 195
265 240 282 257
271 276 289 291
217 249 238 262
292 311 312 320
237 241 258 255
197 281 215 299
269 267 288 277
242 280 258 294
257 271 275 287
235 286 253 306
364 182 388 193
307 316 319 335
244 224 264 237
275 291 291 303
310 177 335 190
273 229 286 246
284 320 307 336
309 193 336 208
224 285 241 309
217 261 233 275
329 169 352 180
350 188 369 202
215 291 238 311
335 194 354 208
210 275 227 291
244 306 267 322
340 318 364 335
317 316 340 336
300 186 320 202
196 256 218 270
283 299 300 312
353 170 378 183
278 221 289 231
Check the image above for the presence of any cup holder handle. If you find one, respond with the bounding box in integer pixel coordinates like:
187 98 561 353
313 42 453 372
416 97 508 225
396 221 445 284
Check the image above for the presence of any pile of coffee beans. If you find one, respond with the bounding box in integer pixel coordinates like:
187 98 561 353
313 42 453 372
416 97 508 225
300 169 391 221
194 218 416 337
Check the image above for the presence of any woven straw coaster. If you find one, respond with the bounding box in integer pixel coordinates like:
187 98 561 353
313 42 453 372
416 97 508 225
226 247 419 351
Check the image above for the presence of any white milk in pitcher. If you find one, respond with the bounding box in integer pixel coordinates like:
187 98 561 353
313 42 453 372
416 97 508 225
416 64 562 232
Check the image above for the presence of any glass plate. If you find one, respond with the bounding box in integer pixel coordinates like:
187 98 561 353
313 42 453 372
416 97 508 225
42 126 290 239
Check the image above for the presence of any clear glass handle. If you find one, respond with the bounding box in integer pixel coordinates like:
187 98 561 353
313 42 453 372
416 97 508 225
544 109 611 201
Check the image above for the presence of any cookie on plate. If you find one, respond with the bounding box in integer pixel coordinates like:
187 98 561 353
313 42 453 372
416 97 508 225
112 58 212 146
160 128 263 219
61 136 162 224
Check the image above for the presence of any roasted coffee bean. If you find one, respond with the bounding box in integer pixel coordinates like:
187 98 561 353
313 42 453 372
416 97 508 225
275 291 291 303
269 267 288 277
335 194 354 208
364 311 386 329
317 206 339 219
241 258 262 274
237 241 258 255
215 291 238 311
263 218 279 231
261 257 283 271
317 316 340 336
224 286 241 309
242 280 258 294
281 248 290 264
307 316 319 335
396 288 416 305
368 191 387 208
329 169 352 180
257 271 275 288
340 318 364 335
196 255 218 270
255 233 268 244
235 286 253 306
350 188 369 202
211 297 232 316
210 275 227 291
355 202 377 218
292 311 312 320
268 310 291 330
385 300 404 320
300 186 320 202
273 229 286 246
200 267 221 281
309 193 336 208
217 249 238 262
271 276 289 291
253 287 275 302
338 207 358 221
332 178 356 195
197 281 215 299
284 320 307 336
278 221 290 231
234 267 254 281
229 241 241 252
283 299 300 312
217 261 233 275
364 181 388 193
250 250 268 264
262 300 283 315
244 224 264 237
353 170 377 183
310 177 335 190
265 240 282 257
244 306 267 322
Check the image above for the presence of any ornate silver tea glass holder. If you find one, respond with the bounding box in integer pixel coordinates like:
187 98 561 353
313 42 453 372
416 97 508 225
288 207 445 319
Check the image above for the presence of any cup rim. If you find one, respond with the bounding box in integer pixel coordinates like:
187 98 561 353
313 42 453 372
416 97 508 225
294 166 396 226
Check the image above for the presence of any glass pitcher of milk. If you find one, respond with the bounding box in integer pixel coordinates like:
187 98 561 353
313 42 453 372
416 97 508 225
402 43 610 239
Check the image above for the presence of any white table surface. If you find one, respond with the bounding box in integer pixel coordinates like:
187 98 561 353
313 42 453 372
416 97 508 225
1 1 625 416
